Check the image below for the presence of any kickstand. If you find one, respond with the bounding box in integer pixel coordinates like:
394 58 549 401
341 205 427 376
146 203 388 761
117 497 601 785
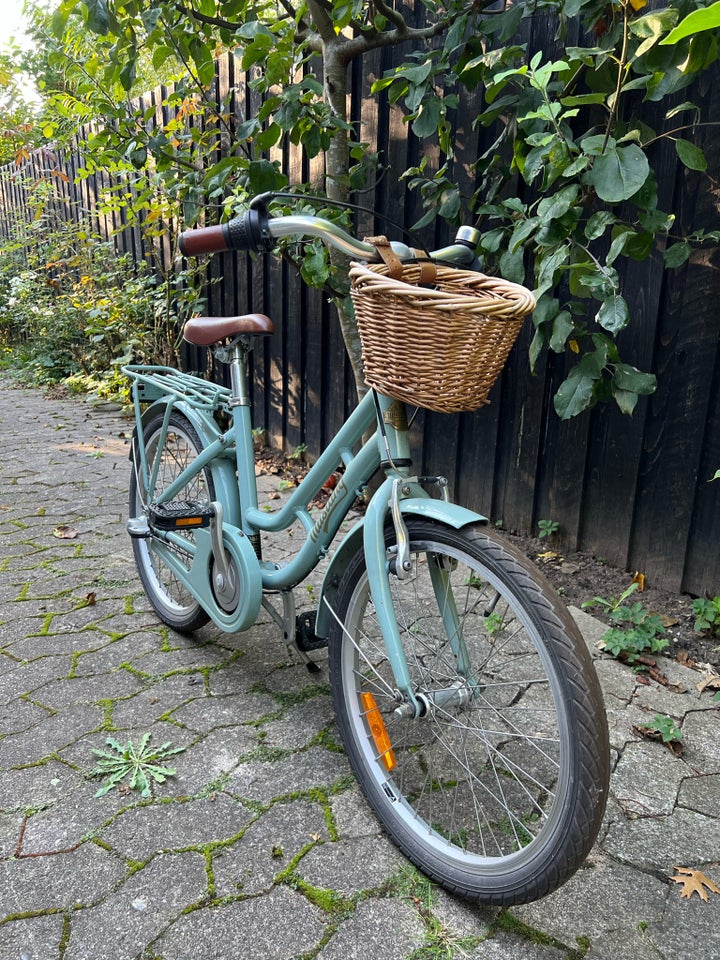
261 593 323 673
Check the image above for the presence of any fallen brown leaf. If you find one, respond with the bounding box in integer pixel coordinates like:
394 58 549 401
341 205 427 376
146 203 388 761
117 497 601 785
670 867 720 901
633 725 683 756
536 551 564 564
631 571 646 592
697 670 720 695
53 525 79 540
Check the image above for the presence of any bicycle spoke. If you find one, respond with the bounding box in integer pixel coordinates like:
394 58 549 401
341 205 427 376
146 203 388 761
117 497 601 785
335 535 567 862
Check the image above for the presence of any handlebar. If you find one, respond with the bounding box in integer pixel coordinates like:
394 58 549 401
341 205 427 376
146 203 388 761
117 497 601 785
178 198 481 269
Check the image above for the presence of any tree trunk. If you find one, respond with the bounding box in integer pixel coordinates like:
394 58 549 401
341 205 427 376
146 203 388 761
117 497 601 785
322 38 368 401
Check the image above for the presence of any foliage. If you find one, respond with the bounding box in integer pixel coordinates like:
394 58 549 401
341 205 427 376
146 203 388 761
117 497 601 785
584 584 669 663
378 0 720 417
692 596 720 636
0 164 205 389
537 519 560 538
0 38 44 167
583 581 640 613
37 0 494 394
89 733 185 798
643 713 683 743
662 0 720 44
4 0 720 412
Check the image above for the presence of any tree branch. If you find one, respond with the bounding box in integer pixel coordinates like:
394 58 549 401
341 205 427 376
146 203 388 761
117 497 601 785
172 1 238 32
305 0 336 44
371 0 408 32
338 2 492 65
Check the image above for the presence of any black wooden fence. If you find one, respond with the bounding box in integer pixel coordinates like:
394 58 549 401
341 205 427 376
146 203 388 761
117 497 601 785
1 47 718 598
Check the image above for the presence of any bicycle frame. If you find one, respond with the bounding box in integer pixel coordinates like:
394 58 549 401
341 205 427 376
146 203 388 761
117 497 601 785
125 340 486 715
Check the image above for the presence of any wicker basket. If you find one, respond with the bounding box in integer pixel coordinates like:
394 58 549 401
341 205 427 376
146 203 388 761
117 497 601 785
349 260 536 413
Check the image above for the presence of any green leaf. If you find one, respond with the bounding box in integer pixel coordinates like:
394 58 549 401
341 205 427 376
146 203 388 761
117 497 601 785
509 218 539 253
675 139 707 172
521 145 549 186
613 363 656 395
623 230 655 261
84 0 110 35
535 247 568 298
606 230 633 267
480 228 506 254
537 185 579 222
596 295 629 334
255 124 281 151
660 0 720 44
549 311 574 352
587 144 650 203
499 246 526 285
582 337 610 378
119 57 137 92
190 38 215 86
529 327 545 373
412 98 442 138
400 60 433 85
612 386 640 415
580 134 608 157
300 243 329 287
560 93 607 107
561 156 589 178
152 46 175 71
666 101 698 120
439 189 461 220
247 159 287 193
585 211 617 241
554 365 597 419
664 241 691 268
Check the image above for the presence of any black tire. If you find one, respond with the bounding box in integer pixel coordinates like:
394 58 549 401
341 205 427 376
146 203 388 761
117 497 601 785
129 409 213 632
328 519 609 904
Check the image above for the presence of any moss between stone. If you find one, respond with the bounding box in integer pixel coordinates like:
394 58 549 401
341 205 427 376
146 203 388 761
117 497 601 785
492 909 590 958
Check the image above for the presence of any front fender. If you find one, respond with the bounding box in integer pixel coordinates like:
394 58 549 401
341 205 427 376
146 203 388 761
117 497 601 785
130 399 241 527
314 499 487 639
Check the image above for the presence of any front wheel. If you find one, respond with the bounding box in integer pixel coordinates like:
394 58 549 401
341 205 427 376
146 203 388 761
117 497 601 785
328 520 609 905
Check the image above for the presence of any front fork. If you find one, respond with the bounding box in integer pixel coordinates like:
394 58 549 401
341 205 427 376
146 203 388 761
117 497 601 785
362 397 473 719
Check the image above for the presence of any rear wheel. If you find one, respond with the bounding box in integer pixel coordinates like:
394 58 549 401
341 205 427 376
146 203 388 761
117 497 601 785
129 409 213 632
329 519 609 904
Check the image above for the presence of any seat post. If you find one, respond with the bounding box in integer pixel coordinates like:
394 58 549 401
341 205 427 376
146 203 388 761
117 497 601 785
228 339 252 407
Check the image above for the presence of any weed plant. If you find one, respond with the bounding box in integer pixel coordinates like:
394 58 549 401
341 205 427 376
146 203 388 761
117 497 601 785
692 597 720 638
583 584 668 664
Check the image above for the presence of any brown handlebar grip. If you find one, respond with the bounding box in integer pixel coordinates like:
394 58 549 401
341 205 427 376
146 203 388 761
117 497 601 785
178 224 229 256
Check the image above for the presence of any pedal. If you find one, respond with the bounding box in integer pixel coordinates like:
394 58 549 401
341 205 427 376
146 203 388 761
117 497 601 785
295 610 328 652
147 501 215 531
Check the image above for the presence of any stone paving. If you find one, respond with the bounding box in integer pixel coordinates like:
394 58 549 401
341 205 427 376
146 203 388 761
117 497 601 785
1 377 719 959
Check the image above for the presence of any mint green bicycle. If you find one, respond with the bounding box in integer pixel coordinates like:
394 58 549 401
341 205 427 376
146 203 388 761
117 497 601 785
123 195 609 905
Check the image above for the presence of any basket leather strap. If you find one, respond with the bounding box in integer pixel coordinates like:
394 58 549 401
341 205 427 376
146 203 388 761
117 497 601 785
363 235 404 279
364 236 438 286
410 253 437 286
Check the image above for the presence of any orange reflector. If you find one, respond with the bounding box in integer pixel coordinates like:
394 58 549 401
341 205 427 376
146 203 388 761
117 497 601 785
360 691 397 772
175 517 203 527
